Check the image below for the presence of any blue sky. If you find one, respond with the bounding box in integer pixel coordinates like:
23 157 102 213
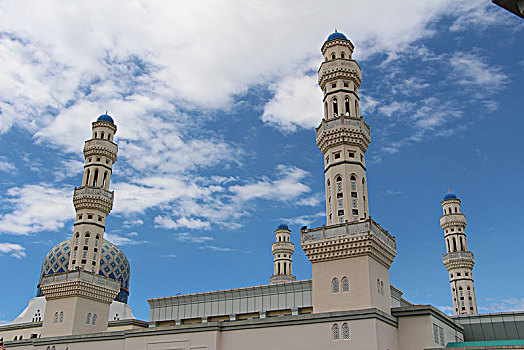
0 1 523 322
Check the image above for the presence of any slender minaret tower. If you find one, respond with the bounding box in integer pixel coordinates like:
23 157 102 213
270 224 296 284
440 192 478 315
302 32 396 315
69 114 118 272
40 114 120 337
316 30 370 225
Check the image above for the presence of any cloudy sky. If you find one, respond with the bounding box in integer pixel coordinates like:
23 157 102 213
0 1 523 322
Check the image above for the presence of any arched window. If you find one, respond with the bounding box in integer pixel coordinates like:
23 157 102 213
452 237 457 252
54 312 58 323
377 279 380 294
283 263 287 275
345 97 350 116
333 98 338 116
350 175 356 181
107 133 111 140
455 207 458 213
94 132 97 139
92 314 97 325
59 311 64 323
278 262 280 274
332 278 340 293
92 169 99 187
380 281 384 295
341 52 345 59
75 233 79 245
332 323 340 340
342 276 349 292
86 313 91 324
447 239 450 252
101 131 105 139
331 53 336 60
84 233 90 246
85 169 90 186
102 172 108 188
342 322 350 339
95 235 100 247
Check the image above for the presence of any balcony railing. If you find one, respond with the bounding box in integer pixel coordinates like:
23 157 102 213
41 269 120 290
74 186 114 200
301 218 396 251
316 116 370 139
84 139 118 154
443 251 474 261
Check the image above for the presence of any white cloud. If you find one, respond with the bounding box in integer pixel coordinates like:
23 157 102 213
230 165 311 202
122 219 144 228
154 216 211 231
261 74 323 132
450 52 507 89
200 245 236 252
175 232 214 243
0 184 73 235
0 157 17 175
0 242 26 259
160 254 177 258
385 189 402 196
104 232 143 246
480 298 524 313
285 212 326 226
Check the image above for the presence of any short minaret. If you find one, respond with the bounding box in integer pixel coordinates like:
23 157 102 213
40 114 120 337
440 192 478 315
69 114 118 272
316 30 370 225
270 224 296 284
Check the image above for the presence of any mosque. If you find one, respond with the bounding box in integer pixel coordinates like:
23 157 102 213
1 32 523 350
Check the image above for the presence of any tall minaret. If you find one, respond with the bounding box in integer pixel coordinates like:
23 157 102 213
316 30 370 225
440 192 478 315
69 114 118 272
270 224 296 284
40 114 120 337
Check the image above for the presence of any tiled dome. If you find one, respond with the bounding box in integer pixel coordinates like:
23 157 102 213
326 31 347 41
97 114 114 123
276 223 289 231
38 238 130 303
442 192 458 201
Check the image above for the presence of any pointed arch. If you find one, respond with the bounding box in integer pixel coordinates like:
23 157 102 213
345 96 350 116
333 97 338 116
332 278 339 293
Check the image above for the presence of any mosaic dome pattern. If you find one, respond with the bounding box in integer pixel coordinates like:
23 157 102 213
39 238 130 303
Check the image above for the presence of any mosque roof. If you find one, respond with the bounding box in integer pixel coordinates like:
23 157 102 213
443 192 458 201
97 114 114 123
326 31 348 41
39 238 130 303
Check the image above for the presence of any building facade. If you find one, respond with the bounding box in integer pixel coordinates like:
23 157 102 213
0 31 520 350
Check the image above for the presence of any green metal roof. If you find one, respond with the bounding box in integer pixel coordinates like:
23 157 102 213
447 339 524 347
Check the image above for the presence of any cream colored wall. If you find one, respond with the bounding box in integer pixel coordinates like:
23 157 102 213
0 325 41 342
311 255 390 314
41 296 110 337
397 314 434 350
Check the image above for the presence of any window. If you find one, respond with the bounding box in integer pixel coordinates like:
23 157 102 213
93 169 98 186
377 279 380 294
92 314 97 325
332 323 340 340
345 97 350 116
341 52 345 59
87 214 93 220
86 313 91 324
380 281 384 295
337 192 343 198
59 311 63 323
342 277 349 292
326 156 329 164
331 53 336 60
351 192 357 198
337 199 343 209
433 324 439 343
333 98 338 116
101 132 105 139
352 199 357 208
334 152 341 159
352 209 358 215
98 216 102 222
331 83 336 88
54 312 58 323
332 278 340 293
342 322 349 339
338 210 344 216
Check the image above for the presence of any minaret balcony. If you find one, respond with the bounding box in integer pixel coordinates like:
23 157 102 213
271 242 295 255
316 117 371 152
73 186 114 213
318 60 362 87
443 251 475 270
83 139 118 161
440 214 467 229
301 218 396 268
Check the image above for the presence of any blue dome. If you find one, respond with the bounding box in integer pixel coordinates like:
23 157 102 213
97 114 114 124
326 31 347 41
443 192 458 201
276 223 289 231
38 238 130 303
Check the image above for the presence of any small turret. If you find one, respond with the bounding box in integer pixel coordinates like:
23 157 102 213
270 224 296 284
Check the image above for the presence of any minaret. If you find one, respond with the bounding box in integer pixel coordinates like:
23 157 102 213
440 192 478 315
40 114 120 337
301 32 396 315
316 30 370 225
69 114 118 272
270 224 296 284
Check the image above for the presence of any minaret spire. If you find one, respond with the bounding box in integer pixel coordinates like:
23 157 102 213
270 223 296 284
316 31 370 225
440 192 478 315
69 113 118 272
